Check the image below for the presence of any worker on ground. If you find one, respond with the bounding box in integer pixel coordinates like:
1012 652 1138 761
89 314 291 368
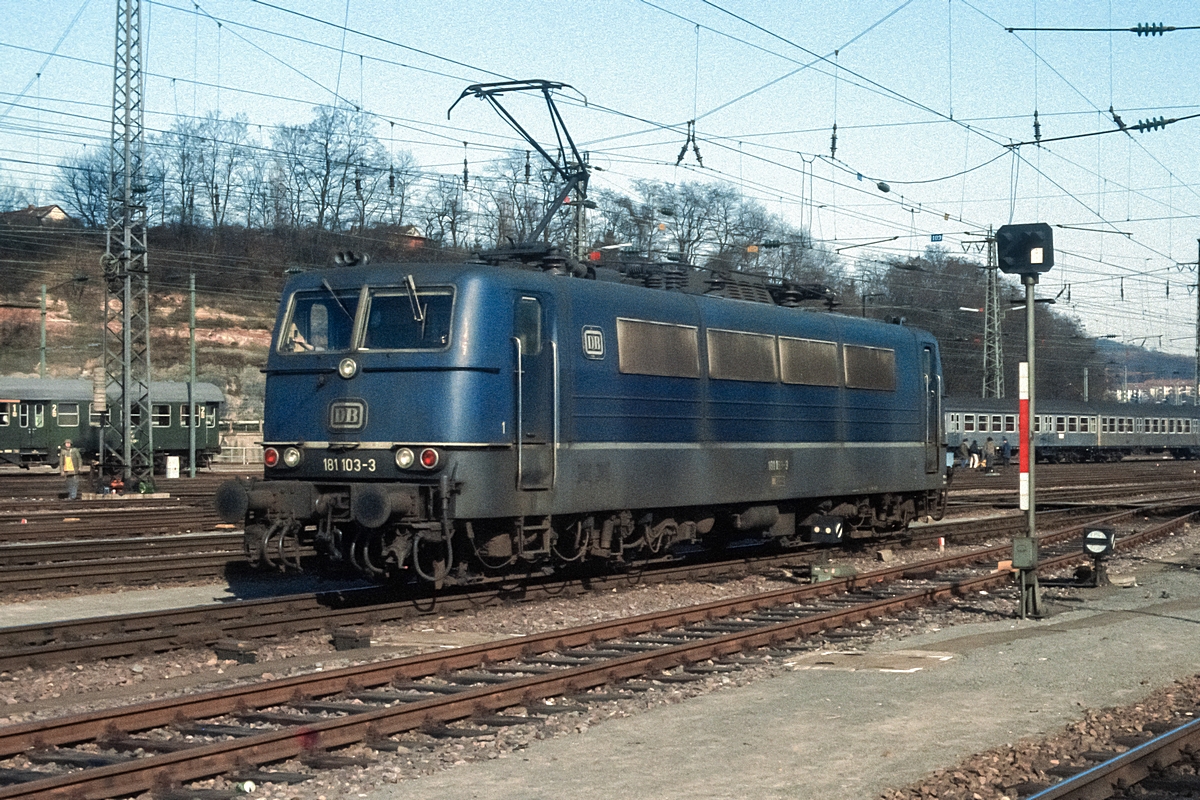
59 438 83 500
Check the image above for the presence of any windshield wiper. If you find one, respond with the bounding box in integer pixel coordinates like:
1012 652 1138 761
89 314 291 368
405 274 429 340
322 278 355 321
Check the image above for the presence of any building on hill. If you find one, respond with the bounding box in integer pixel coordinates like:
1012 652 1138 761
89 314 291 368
1114 378 1196 405
0 204 73 228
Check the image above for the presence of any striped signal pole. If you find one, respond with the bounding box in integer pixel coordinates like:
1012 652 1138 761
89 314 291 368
1016 274 1041 619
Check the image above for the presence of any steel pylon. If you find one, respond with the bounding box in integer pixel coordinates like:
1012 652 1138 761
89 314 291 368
982 227 1005 398
102 0 154 488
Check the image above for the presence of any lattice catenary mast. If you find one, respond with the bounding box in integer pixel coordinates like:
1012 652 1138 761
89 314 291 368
982 226 1005 398
102 0 154 487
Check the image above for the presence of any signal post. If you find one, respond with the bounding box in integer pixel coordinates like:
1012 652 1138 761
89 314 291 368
997 223 1055 619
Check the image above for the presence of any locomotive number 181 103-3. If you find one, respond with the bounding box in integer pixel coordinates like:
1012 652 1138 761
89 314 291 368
323 457 377 472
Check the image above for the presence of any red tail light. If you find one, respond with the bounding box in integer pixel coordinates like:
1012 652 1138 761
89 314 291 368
263 447 279 467
420 448 439 469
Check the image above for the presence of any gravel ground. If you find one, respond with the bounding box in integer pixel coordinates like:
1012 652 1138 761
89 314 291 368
880 676 1200 800
2 520 1196 800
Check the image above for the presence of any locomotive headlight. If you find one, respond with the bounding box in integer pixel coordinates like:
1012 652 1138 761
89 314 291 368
338 357 358 379
420 448 440 469
282 447 302 468
395 447 415 469
263 447 280 468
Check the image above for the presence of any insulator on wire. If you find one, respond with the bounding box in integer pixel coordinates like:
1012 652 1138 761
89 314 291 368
1033 110 1042 144
830 123 838 159
525 151 531 184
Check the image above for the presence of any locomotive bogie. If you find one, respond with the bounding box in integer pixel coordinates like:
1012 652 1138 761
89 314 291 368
223 260 948 585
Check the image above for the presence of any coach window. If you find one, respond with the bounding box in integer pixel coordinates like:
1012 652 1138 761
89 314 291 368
33 404 44 428
1067 417 1077 433
843 345 896 391
1054 416 1065 433
1080 417 1091 433
206 404 217 428
57 403 79 427
616 318 700 378
151 404 171 428
89 403 104 426
779 337 839 386
1005 415 1015 432
948 413 959 432
709 329 778 382
0 403 8 426
991 415 1002 432
964 414 975 432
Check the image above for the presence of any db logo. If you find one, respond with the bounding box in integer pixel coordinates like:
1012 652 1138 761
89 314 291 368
582 326 605 360
329 400 366 430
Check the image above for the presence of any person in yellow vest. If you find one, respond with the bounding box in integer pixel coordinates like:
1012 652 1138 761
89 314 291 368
59 439 83 500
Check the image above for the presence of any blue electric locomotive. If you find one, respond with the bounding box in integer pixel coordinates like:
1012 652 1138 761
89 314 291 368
216 254 948 584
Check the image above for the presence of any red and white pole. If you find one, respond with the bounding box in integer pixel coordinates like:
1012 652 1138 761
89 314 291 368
1019 362 1030 511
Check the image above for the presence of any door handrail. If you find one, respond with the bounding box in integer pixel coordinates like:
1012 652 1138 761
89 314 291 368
512 336 523 490
550 339 558 489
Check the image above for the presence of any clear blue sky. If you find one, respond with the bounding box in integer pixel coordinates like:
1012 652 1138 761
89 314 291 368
2 0 1199 354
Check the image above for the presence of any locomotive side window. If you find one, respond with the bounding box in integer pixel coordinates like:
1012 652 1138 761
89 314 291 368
843 345 896 391
512 297 542 356
280 288 360 353
57 403 79 427
779 337 839 386
362 287 454 351
616 318 700 378
708 329 777 382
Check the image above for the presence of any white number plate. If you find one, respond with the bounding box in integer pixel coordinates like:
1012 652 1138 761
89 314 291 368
323 457 377 473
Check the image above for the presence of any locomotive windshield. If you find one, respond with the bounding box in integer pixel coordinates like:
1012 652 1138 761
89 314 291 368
361 286 454 350
280 286 361 353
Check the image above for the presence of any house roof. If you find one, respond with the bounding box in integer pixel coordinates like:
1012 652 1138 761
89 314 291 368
0 204 72 227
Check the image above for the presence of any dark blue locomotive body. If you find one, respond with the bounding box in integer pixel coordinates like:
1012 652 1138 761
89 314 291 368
218 258 948 583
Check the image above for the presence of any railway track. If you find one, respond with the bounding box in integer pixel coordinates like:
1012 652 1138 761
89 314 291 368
1023 717 1200 799
0 504 1136 670
0 509 1189 799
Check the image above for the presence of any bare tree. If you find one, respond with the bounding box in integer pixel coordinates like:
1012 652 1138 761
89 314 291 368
421 176 469 248
195 112 249 229
269 123 309 228
381 150 418 227
54 150 107 226
153 117 203 229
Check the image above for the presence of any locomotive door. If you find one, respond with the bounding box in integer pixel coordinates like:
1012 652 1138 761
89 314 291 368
922 346 941 473
513 295 556 490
